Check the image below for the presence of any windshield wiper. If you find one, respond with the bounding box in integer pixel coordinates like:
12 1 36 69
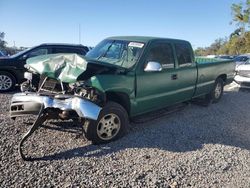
97 40 115 60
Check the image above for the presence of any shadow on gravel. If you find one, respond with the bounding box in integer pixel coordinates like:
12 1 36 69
27 89 250 161
41 122 82 134
0 86 20 95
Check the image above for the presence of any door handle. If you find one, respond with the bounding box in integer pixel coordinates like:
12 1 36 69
171 74 178 80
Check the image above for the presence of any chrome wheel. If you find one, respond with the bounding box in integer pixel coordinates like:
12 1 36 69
214 82 222 99
97 113 121 140
0 74 12 91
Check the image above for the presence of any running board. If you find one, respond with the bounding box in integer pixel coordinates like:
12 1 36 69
131 103 188 124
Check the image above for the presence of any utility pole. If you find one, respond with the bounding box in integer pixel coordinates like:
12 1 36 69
79 24 81 44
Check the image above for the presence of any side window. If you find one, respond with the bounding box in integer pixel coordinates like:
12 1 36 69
28 48 48 58
242 57 249 62
146 43 175 69
175 43 192 67
53 47 86 55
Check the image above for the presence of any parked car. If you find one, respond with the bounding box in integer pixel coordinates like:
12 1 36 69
0 43 89 92
9 36 235 160
234 59 250 88
234 54 250 69
216 55 235 60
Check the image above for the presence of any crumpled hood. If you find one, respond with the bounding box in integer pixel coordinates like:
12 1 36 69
26 53 121 83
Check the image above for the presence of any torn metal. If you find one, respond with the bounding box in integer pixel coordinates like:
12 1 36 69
10 92 102 161
10 93 101 120
25 53 88 83
11 53 118 160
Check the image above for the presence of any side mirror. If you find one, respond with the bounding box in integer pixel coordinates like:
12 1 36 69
144 61 162 72
20 54 28 60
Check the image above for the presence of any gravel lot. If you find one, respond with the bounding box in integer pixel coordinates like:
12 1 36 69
0 83 249 187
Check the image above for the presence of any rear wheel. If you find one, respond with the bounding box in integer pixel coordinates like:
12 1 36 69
206 78 224 103
0 71 16 92
83 102 129 144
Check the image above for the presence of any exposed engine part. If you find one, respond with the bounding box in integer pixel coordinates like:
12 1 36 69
20 74 105 105
73 84 104 105
58 110 70 120
20 80 35 92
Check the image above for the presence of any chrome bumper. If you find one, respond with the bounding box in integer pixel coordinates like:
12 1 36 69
234 75 250 83
234 75 250 88
10 93 101 120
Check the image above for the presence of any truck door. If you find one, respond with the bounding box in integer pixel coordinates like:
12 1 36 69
172 42 197 102
134 41 181 115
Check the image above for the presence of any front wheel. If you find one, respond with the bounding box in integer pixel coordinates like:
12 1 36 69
83 102 129 144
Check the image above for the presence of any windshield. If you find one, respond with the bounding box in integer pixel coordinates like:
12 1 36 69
234 56 249 62
245 59 250 64
0 51 5 56
10 47 32 58
86 39 144 68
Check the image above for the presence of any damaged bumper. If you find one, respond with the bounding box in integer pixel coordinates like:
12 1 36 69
10 93 101 120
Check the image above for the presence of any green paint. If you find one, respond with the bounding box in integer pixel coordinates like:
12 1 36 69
26 36 235 117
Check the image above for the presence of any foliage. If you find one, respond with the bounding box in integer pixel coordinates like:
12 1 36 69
231 0 250 30
195 1 250 56
0 32 7 49
194 38 228 56
0 31 18 55
194 31 250 56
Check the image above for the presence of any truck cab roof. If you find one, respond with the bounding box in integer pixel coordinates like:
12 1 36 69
107 36 190 44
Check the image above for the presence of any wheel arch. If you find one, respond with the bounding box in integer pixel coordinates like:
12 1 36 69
105 91 131 116
217 74 227 84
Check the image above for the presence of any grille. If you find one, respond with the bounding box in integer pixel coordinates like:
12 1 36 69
38 75 64 94
238 70 250 78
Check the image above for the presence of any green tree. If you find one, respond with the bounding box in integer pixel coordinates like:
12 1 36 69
194 47 207 56
0 32 7 49
210 38 227 55
231 0 250 31
195 1 250 56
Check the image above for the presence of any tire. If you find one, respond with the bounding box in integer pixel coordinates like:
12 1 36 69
83 102 129 144
206 77 224 104
0 71 16 92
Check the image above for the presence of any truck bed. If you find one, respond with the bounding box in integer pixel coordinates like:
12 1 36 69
194 57 235 98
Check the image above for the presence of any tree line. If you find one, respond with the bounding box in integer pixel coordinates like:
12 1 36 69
195 0 250 56
0 32 20 55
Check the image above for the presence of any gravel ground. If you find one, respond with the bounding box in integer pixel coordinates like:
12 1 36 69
0 83 249 187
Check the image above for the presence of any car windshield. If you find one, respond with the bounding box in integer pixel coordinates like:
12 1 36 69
0 51 5 56
234 56 249 62
245 59 250 64
10 47 32 58
85 39 145 69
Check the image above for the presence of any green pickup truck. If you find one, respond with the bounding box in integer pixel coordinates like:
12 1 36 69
10 36 234 159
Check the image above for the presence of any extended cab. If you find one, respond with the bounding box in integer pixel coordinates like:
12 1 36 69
10 37 235 159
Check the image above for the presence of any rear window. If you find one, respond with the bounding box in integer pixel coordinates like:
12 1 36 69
175 43 192 67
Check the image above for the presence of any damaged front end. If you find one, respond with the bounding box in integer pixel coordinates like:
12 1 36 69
10 54 107 160
11 92 102 161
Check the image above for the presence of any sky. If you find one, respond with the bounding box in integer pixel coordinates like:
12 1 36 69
0 0 242 49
